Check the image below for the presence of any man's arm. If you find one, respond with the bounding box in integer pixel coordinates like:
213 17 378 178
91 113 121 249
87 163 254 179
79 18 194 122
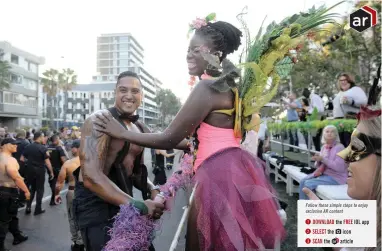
55 160 69 196
6 158 29 195
158 150 175 158
44 158 54 178
80 116 134 206
58 147 68 164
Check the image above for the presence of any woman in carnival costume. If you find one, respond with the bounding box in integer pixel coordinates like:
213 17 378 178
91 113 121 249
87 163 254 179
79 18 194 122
95 5 343 251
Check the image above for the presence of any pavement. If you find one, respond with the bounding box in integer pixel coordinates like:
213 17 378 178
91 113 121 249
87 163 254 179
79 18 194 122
4 149 188 251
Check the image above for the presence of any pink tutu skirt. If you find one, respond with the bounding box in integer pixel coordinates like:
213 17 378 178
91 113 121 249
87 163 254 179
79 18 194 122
188 147 286 250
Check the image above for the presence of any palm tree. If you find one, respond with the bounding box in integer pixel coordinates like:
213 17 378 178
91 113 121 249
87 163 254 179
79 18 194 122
41 69 60 129
0 59 11 90
59 68 77 122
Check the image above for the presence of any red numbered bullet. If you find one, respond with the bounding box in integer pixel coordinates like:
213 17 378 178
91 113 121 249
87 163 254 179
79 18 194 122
305 219 311 224
305 229 311 234
305 238 311 244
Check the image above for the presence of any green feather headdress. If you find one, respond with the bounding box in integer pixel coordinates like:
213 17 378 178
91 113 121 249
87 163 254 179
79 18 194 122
237 1 344 135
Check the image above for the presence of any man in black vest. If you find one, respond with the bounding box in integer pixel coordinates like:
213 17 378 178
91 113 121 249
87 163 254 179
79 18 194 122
73 71 164 251
47 134 67 205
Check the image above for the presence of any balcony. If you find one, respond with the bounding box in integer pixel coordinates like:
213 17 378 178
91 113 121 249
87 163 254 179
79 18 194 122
9 84 38 97
0 103 38 117
10 64 39 81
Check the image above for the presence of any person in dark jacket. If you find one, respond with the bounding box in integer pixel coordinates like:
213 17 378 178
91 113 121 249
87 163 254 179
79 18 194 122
153 150 175 185
12 129 30 206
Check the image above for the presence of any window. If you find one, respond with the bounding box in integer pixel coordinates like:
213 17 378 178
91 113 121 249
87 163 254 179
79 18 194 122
118 59 129 66
119 44 129 50
98 45 109 51
119 51 129 58
68 102 72 109
120 36 129 43
10 74 20 84
28 62 38 73
24 78 37 90
98 37 110 44
3 92 37 107
11 54 19 64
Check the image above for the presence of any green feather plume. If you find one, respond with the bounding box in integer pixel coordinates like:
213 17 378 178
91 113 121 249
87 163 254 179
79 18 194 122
237 1 344 134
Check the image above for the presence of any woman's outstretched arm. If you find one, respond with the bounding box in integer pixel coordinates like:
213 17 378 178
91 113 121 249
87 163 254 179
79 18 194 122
93 80 216 149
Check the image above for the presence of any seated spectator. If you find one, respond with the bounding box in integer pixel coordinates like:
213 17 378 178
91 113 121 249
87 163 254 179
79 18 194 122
303 107 381 251
299 125 348 199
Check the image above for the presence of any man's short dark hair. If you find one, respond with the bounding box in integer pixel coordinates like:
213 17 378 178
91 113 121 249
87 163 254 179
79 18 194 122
33 131 44 140
50 134 59 142
116 71 142 87
303 88 310 98
71 139 81 149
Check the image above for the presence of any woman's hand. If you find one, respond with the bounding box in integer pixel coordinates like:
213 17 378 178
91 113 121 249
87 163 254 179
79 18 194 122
302 187 320 200
341 96 354 105
311 154 323 162
93 111 126 139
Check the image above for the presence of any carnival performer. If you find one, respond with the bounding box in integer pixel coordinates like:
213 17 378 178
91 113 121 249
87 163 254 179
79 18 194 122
94 20 285 251
72 71 165 251
94 6 341 250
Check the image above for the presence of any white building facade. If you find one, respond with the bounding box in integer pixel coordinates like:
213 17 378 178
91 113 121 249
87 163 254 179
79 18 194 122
0 41 45 130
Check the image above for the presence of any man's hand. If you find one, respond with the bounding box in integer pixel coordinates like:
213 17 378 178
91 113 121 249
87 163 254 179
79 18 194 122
49 173 55 181
93 111 126 139
313 171 322 177
25 191 30 201
144 199 165 220
55 195 62 205
302 187 320 200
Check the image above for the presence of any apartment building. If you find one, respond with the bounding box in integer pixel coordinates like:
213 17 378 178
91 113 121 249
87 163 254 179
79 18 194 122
0 41 45 130
94 33 144 82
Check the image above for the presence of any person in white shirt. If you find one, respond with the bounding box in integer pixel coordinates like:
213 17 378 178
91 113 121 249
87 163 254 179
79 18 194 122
303 88 324 114
303 88 325 151
257 118 270 160
332 73 367 146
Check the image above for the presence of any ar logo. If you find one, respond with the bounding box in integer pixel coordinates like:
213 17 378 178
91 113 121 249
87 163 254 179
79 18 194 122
350 6 378 32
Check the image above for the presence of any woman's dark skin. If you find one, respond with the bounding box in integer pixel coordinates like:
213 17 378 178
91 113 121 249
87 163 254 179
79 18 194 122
93 34 235 150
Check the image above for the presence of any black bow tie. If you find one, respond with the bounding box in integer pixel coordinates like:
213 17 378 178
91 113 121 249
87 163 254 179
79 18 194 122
119 114 139 123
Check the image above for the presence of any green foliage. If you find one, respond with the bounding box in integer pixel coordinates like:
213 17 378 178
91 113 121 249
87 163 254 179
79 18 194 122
40 126 50 132
308 107 319 121
41 68 78 128
267 119 357 133
59 68 78 122
238 1 343 132
154 89 181 127
0 60 11 90
286 2 381 99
